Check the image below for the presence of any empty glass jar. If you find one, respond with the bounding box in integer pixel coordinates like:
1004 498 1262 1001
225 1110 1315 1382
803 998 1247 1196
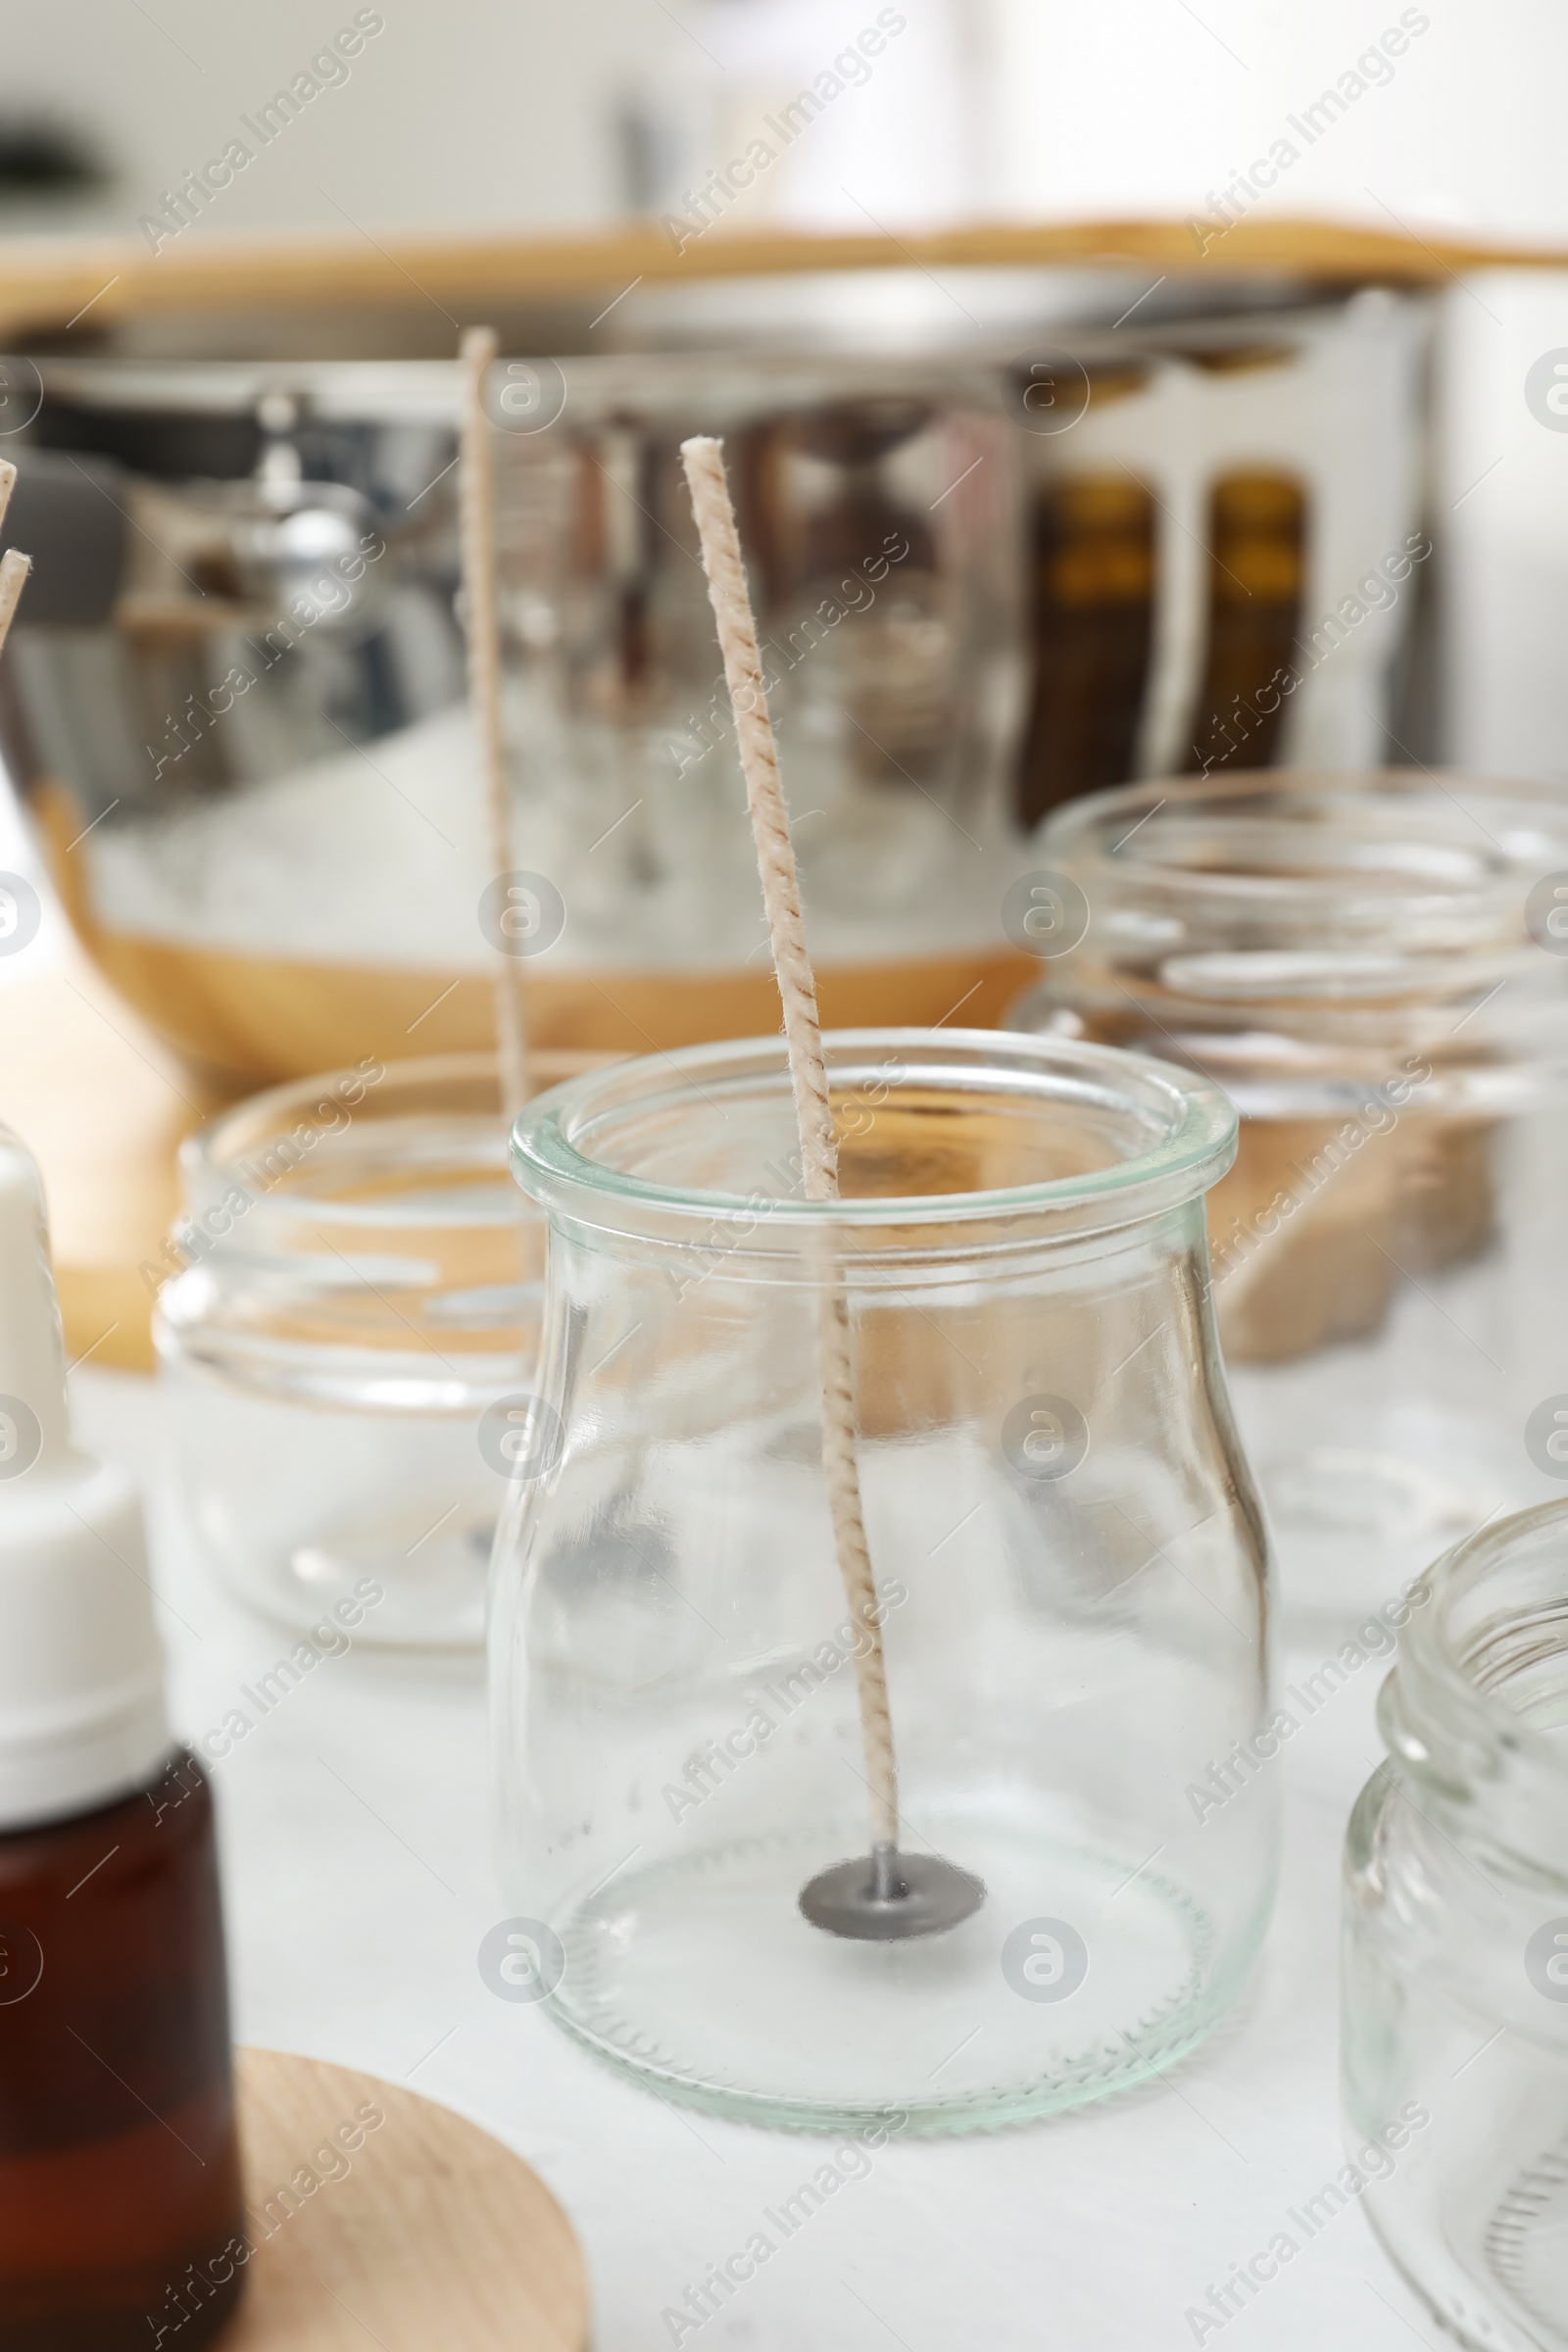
1343 1498 1568 2350
491 1028 1276 2132
156 1054 549 1649
1009 771 1568 1628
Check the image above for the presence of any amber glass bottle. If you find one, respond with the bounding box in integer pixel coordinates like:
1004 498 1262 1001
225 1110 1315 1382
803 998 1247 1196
0 1133 246 2348
1183 469 1306 774
0 1756 245 2350
1014 474 1156 830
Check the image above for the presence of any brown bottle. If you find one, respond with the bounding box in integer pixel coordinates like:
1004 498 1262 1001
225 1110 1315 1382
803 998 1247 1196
1014 474 1156 830
0 1133 246 2348
1183 468 1306 774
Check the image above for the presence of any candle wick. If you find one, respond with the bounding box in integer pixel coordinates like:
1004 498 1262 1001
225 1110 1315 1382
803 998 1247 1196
678 432 900 1860
459 326 531 1125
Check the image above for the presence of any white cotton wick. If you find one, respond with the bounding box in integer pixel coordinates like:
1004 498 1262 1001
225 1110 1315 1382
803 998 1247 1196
679 433 899 1853
0 461 31 662
459 326 530 1123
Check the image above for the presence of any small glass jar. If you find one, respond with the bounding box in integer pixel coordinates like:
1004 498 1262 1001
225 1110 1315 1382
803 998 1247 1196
1343 1498 1568 2350
156 1054 558 1651
492 1028 1275 2132
1009 771 1568 1629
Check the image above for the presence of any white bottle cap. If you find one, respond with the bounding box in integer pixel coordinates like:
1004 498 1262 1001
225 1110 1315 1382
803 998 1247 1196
0 1127 171 1833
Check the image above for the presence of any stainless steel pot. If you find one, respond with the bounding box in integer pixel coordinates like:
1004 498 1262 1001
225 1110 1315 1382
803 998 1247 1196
0 277 1433 1082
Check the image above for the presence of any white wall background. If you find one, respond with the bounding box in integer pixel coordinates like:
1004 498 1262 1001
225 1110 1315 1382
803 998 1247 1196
982 0 1568 244
0 0 660 238
3 0 1568 247
1439 270 1568 785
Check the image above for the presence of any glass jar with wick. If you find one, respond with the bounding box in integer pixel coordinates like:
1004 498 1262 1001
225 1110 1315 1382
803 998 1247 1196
489 1026 1275 2133
155 1052 579 1651
1008 771 1568 1632
1343 1497 1568 2350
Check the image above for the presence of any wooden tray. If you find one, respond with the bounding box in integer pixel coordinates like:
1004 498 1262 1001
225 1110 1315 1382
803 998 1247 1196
4 215 1566 343
226 2048 588 2351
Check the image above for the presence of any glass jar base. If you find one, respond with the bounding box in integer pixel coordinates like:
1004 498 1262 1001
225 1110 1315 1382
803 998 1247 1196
532 1813 1259 2133
1363 2201 1568 2352
217 1494 492 1651
1481 2124 1568 2349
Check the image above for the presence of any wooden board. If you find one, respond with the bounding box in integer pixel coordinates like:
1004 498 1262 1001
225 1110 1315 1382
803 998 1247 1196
0 938 629 1371
226 2047 588 2352
0 944 219 1372
3 214 1567 341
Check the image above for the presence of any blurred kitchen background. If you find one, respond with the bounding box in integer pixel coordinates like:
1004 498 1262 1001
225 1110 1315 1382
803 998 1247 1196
3 0 1568 1361
0 0 1565 779
0 0 1561 245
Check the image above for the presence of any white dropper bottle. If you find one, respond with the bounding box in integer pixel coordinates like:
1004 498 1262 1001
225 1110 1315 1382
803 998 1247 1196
0 1123 171 1830
0 1124 249 2341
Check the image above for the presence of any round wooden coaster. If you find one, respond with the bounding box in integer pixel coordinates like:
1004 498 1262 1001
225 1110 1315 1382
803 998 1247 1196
221 2047 589 2351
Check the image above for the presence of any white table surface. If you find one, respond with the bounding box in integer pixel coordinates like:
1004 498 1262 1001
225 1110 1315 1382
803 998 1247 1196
73 1364 1449 2352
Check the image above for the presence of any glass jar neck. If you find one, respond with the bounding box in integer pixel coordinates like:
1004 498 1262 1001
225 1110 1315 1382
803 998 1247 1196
1380 1501 1568 1884
1028 770 1568 1108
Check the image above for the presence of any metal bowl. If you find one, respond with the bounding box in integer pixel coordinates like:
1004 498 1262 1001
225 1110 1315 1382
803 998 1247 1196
0 280 1431 1081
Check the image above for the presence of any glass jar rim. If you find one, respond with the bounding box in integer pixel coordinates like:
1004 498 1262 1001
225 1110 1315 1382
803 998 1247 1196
1038 767 1568 945
1391 1498 1568 1803
181 1050 594 1233
508 1027 1237 1236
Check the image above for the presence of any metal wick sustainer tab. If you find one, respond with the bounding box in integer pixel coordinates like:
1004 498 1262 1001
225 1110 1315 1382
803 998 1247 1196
799 1841 986 1941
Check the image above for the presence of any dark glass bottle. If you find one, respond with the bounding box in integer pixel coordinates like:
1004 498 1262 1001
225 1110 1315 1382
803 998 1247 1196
1013 473 1157 830
1182 468 1306 774
0 1749 246 2351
